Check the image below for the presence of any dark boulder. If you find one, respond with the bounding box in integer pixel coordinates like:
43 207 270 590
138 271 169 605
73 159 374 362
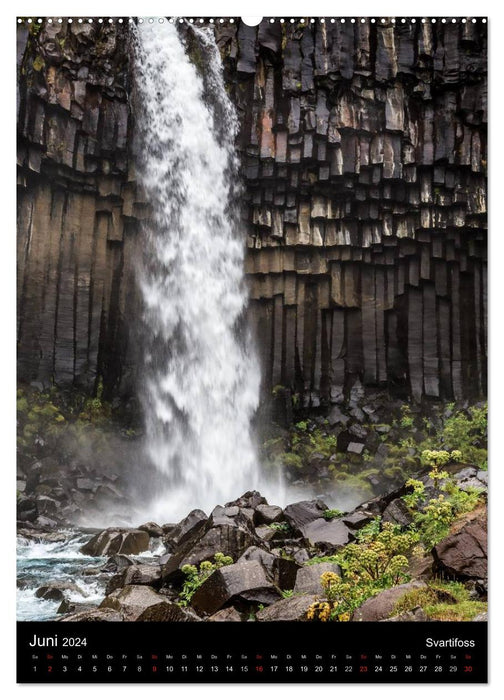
99 585 192 621
382 498 413 527
60 609 124 622
163 509 207 550
283 499 328 533
301 518 354 551
254 504 283 525
80 528 150 556
35 581 86 602
161 508 261 584
433 509 487 580
138 521 164 538
105 564 162 595
225 491 268 510
256 594 319 621
190 561 281 617
238 546 299 589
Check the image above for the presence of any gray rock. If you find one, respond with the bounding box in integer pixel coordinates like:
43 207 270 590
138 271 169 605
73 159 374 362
255 504 283 525
284 499 328 533
302 518 353 551
36 581 86 602
347 442 365 455
256 594 319 621
191 560 281 616
207 607 242 622
105 564 162 595
238 546 299 589
382 498 413 527
138 521 164 538
294 562 341 594
100 585 189 621
81 528 150 556
352 582 427 621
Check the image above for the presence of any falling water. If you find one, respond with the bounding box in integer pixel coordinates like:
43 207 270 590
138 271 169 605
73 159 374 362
132 21 268 520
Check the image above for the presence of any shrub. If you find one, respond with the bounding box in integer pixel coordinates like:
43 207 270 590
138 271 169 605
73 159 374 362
178 553 233 606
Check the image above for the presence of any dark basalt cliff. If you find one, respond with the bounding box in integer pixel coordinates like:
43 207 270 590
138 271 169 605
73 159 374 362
17 18 487 405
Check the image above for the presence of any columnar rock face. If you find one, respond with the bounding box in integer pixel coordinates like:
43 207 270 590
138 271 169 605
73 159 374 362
17 20 142 395
17 18 487 404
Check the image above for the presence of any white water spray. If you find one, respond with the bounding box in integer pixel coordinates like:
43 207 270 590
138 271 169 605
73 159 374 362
132 21 276 520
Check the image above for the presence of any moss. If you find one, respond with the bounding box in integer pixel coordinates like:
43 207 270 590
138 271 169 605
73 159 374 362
32 54 45 72
16 397 29 413
425 600 487 621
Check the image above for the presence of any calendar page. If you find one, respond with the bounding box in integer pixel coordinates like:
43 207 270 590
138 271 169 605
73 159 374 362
16 15 488 684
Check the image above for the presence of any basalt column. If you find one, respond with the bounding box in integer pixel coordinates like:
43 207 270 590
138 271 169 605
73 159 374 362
218 19 487 404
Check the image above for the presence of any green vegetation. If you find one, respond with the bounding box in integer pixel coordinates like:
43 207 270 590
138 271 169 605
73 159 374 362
304 458 485 622
268 521 291 533
178 553 233 607
392 580 487 621
323 509 344 521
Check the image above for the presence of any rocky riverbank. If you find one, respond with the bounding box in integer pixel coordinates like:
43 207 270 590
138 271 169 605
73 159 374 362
18 461 487 623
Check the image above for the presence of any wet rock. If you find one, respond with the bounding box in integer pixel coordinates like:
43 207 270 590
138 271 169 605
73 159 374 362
190 560 281 616
433 509 487 580
256 594 319 621
352 582 427 621
294 562 342 594
138 521 164 538
100 585 182 621
80 528 150 556
164 509 207 550
100 554 135 573
105 564 162 595
328 406 350 427
35 581 86 602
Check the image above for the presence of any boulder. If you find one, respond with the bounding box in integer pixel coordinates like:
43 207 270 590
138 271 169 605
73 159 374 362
254 525 276 542
294 562 342 594
207 607 242 622
136 601 199 622
105 564 162 595
382 498 413 527
225 491 268 510
284 499 328 533
256 594 319 621
255 504 283 525
342 511 373 529
60 609 124 622
238 546 299 589
80 528 150 556
163 509 207 550
190 561 281 616
433 509 487 580
99 585 187 621
35 581 86 602
138 521 164 538
100 554 135 573
352 582 427 621
161 510 260 583
301 518 353 551
386 606 429 622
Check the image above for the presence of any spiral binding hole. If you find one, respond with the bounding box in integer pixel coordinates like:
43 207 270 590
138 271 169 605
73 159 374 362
16 16 487 26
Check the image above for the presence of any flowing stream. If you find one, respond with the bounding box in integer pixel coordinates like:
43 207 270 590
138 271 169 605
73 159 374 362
132 21 269 521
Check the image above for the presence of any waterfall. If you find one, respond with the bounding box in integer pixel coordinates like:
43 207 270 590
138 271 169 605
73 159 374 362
132 21 264 520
